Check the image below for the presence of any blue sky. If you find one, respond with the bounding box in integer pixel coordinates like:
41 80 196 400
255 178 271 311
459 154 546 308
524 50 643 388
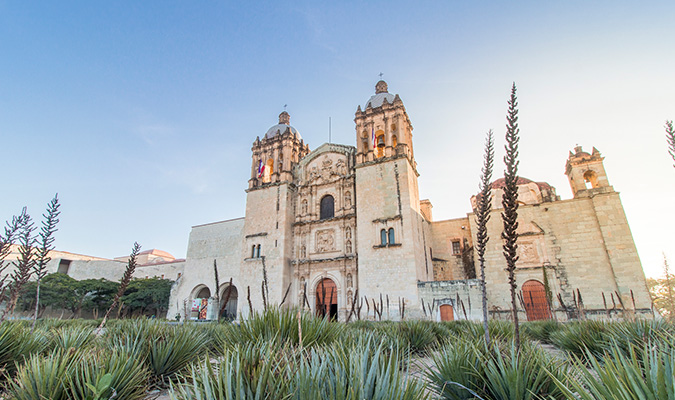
1 1 674 278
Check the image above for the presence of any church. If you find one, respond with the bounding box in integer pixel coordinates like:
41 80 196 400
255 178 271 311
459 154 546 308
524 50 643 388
165 80 653 322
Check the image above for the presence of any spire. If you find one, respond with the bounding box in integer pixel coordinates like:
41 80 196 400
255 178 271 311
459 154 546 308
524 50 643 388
279 111 290 125
375 80 388 94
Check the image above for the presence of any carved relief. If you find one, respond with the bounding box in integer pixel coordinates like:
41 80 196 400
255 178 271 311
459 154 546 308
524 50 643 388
316 229 335 252
518 242 539 264
306 156 348 184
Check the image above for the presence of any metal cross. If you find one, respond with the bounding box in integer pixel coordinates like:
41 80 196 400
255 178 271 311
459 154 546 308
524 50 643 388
283 104 287 110
379 72 384 79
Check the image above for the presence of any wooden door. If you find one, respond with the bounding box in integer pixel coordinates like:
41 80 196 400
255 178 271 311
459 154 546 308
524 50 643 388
316 278 338 320
522 280 551 321
440 304 454 321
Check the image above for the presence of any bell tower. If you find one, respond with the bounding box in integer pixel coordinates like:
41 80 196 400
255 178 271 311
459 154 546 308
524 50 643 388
354 80 416 167
565 145 613 197
249 111 310 189
353 81 432 319
241 111 310 312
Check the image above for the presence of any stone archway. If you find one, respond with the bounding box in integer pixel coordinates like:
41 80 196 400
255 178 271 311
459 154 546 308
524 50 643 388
522 280 551 321
315 278 338 320
190 285 211 320
219 284 238 321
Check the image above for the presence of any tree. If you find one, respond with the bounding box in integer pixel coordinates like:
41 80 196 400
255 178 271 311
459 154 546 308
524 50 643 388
80 278 119 318
121 277 173 317
31 194 60 330
501 83 522 351
17 273 79 317
649 254 675 321
1 208 35 322
98 242 140 333
666 120 675 167
475 129 495 346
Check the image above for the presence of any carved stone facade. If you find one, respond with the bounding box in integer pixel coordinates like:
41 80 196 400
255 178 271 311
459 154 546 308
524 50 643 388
163 81 651 323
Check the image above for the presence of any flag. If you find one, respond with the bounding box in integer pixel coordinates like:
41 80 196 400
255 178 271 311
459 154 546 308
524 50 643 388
257 160 265 178
371 126 376 150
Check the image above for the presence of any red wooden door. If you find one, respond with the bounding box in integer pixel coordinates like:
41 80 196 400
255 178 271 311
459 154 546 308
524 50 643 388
522 280 551 321
316 278 338 320
440 304 454 321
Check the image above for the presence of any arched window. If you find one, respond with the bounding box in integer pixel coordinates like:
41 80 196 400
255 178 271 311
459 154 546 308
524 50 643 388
388 228 395 244
344 191 352 207
583 170 599 189
320 195 334 220
301 199 308 215
376 134 385 158
380 229 387 245
251 245 256 258
263 159 274 183
256 244 261 258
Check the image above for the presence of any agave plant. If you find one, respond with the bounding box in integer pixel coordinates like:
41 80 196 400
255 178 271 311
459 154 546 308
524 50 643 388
170 342 292 400
426 340 484 400
0 322 48 378
232 308 344 348
5 349 80 400
521 320 561 344
549 320 608 360
67 348 149 400
49 325 96 352
553 340 675 399
481 341 566 400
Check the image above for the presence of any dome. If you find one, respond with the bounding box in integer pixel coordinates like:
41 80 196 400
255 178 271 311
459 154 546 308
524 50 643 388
490 177 551 191
365 80 396 108
264 111 301 140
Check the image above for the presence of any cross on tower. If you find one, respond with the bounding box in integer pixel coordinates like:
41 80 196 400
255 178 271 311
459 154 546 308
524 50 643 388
283 104 287 110
378 72 384 79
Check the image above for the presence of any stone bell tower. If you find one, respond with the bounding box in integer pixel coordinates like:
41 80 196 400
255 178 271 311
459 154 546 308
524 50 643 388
248 111 310 189
242 111 310 311
565 145 613 197
354 80 416 167
353 81 432 319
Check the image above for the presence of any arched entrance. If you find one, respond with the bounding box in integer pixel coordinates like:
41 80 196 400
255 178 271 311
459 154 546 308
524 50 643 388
219 284 238 321
440 304 454 321
315 278 338 320
522 280 551 321
190 285 211 320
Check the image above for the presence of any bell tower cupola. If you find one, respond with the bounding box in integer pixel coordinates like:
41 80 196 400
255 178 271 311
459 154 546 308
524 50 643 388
565 145 613 197
354 81 415 167
249 111 310 189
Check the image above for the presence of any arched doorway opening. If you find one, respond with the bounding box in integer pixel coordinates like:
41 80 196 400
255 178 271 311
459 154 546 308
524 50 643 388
315 278 338 320
190 285 211 320
219 284 238 321
440 304 454 321
522 280 551 321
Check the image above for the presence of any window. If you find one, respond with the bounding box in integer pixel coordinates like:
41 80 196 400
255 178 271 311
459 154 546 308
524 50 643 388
452 240 461 255
388 228 395 244
251 245 256 258
57 259 71 275
256 244 261 258
380 229 387 245
320 195 334 220
392 135 398 147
